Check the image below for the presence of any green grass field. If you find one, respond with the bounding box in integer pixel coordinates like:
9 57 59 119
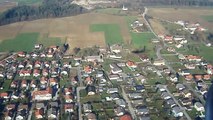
0 0 42 5
0 33 39 52
38 34 62 47
94 8 124 15
90 24 123 45
202 15 213 22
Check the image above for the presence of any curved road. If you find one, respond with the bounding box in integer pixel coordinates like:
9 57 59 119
142 7 192 120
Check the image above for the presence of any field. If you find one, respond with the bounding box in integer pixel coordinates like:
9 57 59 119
202 15 213 22
0 13 131 53
148 7 213 31
0 33 39 52
90 24 123 45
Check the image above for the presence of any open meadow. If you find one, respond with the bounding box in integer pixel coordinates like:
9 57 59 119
148 7 213 31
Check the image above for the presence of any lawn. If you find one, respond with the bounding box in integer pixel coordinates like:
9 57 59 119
38 34 62 47
202 15 213 22
94 8 125 15
0 80 12 92
0 33 39 52
90 24 123 45
130 32 156 58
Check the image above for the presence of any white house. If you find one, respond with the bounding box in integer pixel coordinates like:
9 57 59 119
194 102 205 112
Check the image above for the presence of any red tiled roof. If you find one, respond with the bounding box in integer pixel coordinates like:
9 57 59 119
119 114 132 120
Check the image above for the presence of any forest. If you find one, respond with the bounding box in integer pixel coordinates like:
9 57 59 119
0 0 86 25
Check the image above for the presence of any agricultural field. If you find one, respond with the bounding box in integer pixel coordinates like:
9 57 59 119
0 13 132 53
201 15 213 22
0 33 39 52
90 24 123 45
148 7 213 31
0 0 42 5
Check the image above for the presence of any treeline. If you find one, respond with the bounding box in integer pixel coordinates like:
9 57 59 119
0 0 86 25
130 0 213 6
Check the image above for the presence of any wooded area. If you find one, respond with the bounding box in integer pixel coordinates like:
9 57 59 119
0 0 86 25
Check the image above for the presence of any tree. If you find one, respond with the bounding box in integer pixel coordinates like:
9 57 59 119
73 47 81 55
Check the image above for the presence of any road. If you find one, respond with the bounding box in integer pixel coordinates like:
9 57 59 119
164 86 192 120
77 86 85 120
143 7 193 120
121 86 136 119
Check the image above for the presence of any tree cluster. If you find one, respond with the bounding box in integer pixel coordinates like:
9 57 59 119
0 0 86 25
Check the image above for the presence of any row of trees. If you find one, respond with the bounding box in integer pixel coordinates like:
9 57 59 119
0 0 86 25
129 0 213 6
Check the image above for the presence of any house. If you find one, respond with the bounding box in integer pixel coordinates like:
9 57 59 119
126 61 137 69
64 103 74 113
172 106 183 117
26 61 33 69
138 116 151 120
30 80 36 88
167 47 176 52
181 89 192 98
114 106 125 116
40 77 48 84
49 78 57 86
21 80 27 88
64 88 72 95
35 103 45 109
16 104 28 120
0 92 9 99
194 102 204 112
111 92 120 100
42 69 49 77
17 52 26 57
166 98 176 108
33 69 40 77
85 76 94 85
10 81 18 88
164 35 173 41
176 83 185 91
86 85 96 95
64 95 73 103
119 114 132 120
109 54 122 59
176 44 183 48
111 67 123 74
170 74 178 82
110 44 122 53
40 53 46 58
18 62 25 68
178 54 186 60
180 69 190 76
63 62 72 68
135 75 146 83
184 64 196 69
156 84 166 92
139 55 149 62
96 71 103 78
185 55 202 62
203 74 211 80
48 107 58 119
131 99 144 106
184 74 193 81
136 106 149 115
194 75 202 80
117 63 126 67
33 87 52 101
4 111 14 120
34 61 42 68
35 109 44 119
128 93 143 99
181 98 192 106
116 99 126 108
134 85 145 92
173 35 185 41
31 52 38 58
11 91 19 100
109 74 120 80
44 61 50 68
83 103 92 113
161 92 171 100
107 88 118 94
84 65 93 74
86 55 103 62
86 113 97 120
47 53 53 58
153 59 165 66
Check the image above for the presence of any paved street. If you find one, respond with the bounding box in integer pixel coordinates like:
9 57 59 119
164 86 192 120
121 86 136 119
